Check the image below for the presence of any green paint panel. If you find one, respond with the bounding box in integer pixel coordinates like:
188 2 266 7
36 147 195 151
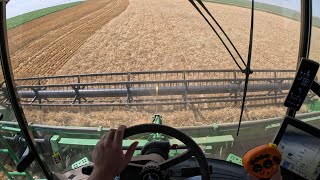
8 171 27 176
226 154 243 166
58 138 99 146
307 100 320 112
57 135 233 147
71 157 90 169
0 149 9 154
0 135 19 162
0 126 21 132
0 133 34 179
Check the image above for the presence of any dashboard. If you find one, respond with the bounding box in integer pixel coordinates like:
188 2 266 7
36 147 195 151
169 158 248 180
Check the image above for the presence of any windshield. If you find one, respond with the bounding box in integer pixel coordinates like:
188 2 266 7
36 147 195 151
1 0 320 178
7 0 302 127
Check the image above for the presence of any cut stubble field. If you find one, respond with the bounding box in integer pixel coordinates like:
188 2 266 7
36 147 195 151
8 0 319 127
55 0 303 74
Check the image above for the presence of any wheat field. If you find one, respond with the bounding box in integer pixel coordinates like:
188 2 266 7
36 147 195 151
7 0 319 127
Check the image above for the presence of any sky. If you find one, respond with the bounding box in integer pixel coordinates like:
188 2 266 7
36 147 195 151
255 0 320 17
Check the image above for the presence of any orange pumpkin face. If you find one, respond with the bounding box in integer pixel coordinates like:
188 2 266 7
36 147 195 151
242 143 282 179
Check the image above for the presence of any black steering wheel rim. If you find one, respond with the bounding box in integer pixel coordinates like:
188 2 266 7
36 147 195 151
124 124 210 180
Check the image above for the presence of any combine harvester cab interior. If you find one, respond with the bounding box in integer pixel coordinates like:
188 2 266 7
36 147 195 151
0 0 320 179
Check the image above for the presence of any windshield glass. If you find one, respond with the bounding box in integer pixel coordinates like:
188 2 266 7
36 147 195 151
7 0 302 126
5 0 319 177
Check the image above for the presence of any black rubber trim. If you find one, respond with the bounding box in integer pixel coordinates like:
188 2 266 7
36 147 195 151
124 124 211 180
298 0 312 64
16 147 35 172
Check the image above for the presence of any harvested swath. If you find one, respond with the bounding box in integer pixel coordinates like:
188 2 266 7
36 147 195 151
24 106 307 128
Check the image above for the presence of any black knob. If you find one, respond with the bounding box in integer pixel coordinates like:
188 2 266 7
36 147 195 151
82 166 94 175
252 164 263 173
273 156 281 164
263 159 273 169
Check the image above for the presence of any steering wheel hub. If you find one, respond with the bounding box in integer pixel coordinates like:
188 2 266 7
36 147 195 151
140 162 164 180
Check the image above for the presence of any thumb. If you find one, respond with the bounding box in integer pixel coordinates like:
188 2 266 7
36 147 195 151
124 141 139 163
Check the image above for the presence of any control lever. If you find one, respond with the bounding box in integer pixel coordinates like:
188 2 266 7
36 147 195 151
16 147 35 172
284 58 319 111
82 165 94 175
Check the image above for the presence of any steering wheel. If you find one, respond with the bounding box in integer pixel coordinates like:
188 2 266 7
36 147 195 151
123 124 211 180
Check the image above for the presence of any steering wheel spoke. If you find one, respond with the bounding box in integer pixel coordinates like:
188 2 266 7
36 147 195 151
159 149 193 170
127 162 144 169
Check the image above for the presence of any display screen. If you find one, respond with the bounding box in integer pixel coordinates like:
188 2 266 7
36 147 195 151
278 125 320 180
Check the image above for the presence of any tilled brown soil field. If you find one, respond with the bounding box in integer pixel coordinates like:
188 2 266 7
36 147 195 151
8 0 129 78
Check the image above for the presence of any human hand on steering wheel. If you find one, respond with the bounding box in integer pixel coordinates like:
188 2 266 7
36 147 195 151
89 125 139 180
